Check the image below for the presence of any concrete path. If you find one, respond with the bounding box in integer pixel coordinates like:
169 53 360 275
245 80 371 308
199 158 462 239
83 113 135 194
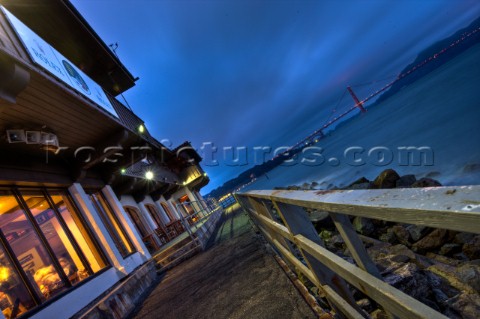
130 205 316 319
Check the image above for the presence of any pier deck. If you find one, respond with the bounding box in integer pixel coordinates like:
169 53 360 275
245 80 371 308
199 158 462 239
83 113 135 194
130 204 316 319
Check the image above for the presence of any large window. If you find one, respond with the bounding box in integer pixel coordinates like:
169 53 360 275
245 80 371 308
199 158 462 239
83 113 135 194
0 188 109 319
123 207 148 238
178 195 194 216
160 202 176 222
88 193 136 258
145 205 163 229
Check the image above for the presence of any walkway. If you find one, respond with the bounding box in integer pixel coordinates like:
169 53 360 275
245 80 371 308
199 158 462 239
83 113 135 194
130 204 316 319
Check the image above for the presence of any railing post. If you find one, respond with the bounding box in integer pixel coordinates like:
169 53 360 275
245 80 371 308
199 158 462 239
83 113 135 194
329 213 382 279
247 197 294 252
273 201 364 317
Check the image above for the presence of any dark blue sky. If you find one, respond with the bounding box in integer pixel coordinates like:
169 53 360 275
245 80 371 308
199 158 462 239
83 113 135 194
72 0 480 194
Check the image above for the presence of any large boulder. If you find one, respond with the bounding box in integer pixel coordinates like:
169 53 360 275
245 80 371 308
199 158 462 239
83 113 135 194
412 178 442 188
412 229 449 253
379 228 397 244
427 263 476 295
439 243 462 256
444 293 480 319
462 235 480 260
406 225 430 242
392 225 411 246
396 174 417 188
372 169 400 189
345 177 371 189
352 217 375 236
454 232 476 245
370 309 389 319
456 263 480 292
384 263 431 299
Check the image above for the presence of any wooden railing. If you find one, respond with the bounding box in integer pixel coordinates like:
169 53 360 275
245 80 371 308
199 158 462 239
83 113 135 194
236 186 480 319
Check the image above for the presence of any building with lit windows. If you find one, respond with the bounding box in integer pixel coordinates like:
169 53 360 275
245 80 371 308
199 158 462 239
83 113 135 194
0 1 213 318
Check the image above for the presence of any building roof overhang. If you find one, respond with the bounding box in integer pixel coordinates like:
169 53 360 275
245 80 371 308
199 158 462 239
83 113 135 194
0 0 137 96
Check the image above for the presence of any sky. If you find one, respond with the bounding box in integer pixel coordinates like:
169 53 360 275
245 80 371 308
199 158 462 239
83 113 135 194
71 0 480 194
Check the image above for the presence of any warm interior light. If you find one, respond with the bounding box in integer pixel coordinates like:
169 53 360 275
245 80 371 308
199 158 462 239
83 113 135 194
0 266 10 283
145 171 154 180
41 144 60 154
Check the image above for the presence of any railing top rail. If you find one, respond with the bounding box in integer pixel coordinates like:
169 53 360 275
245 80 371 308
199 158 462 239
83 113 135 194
237 185 480 234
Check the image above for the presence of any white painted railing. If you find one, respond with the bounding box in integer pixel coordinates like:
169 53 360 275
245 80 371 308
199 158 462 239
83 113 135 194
236 186 480 319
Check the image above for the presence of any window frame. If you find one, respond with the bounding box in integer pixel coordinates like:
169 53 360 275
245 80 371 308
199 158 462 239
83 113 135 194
145 204 163 228
0 186 112 319
88 192 137 259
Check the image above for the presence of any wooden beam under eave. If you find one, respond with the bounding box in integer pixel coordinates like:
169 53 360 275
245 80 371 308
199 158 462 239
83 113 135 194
82 129 130 170
132 180 164 203
112 177 138 197
150 184 170 202
0 55 30 106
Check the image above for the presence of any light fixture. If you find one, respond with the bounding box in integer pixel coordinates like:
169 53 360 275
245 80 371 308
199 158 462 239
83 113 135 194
203 172 208 177
40 133 59 147
138 124 145 134
39 132 59 153
26 131 41 144
145 171 154 180
6 130 26 143
120 168 126 174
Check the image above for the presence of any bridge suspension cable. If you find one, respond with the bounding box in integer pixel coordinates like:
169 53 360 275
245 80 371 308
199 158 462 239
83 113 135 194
290 25 480 151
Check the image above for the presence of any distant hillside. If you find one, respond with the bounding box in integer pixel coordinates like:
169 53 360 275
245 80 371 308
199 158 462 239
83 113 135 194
206 149 302 199
206 16 480 200
375 16 480 104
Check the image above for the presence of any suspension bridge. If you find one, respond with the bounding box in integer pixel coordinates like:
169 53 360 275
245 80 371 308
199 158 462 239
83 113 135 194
280 25 480 155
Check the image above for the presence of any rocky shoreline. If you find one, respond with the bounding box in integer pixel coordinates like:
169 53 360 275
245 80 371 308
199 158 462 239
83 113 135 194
278 169 480 318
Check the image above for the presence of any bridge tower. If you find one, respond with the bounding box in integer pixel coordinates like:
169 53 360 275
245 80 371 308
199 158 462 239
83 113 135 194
347 86 366 113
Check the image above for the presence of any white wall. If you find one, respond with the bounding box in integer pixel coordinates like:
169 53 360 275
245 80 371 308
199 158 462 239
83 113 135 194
69 184 124 270
31 268 122 319
102 186 151 263
32 184 153 319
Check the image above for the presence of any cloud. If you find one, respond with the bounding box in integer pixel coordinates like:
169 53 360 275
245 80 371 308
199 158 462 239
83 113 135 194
73 0 480 193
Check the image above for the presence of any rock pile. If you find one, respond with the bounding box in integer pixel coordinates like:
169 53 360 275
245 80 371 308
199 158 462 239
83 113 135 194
304 169 479 318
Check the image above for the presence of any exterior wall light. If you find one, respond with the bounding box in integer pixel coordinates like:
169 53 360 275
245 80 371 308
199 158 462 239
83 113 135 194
138 124 145 134
145 171 154 180
6 130 26 143
203 172 208 177
6 130 59 153
120 168 126 175
26 131 41 144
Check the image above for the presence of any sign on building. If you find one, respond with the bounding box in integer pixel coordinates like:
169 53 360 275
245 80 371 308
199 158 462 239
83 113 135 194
1 6 119 118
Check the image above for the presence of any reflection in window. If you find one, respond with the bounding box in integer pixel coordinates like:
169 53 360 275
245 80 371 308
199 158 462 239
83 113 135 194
145 205 163 229
0 188 109 318
178 195 194 216
161 202 176 222
124 207 148 238
0 244 35 319
0 192 66 302
49 193 107 273
89 193 135 258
